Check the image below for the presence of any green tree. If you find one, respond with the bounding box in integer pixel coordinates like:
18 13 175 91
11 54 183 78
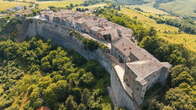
139 36 160 55
162 106 175 110
0 37 112 109
172 71 194 86
171 65 190 78
77 104 87 110
148 27 157 36
65 95 78 110
80 72 95 87
165 86 195 110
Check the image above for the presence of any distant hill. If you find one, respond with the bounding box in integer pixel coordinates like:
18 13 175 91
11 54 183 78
112 0 174 5
155 0 174 3
158 0 196 18
113 0 196 18
113 0 148 5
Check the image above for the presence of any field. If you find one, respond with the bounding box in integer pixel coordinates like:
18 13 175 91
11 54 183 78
119 8 196 52
0 0 29 11
74 3 108 9
127 5 168 15
159 0 196 17
125 0 196 18
36 0 84 9
0 0 84 11
125 0 168 15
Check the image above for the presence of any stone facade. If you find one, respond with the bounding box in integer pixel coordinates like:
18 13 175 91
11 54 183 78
16 10 171 110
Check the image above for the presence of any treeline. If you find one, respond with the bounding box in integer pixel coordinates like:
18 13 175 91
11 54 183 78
155 0 174 3
150 16 196 34
95 9 196 110
114 0 147 5
81 0 108 6
0 37 116 110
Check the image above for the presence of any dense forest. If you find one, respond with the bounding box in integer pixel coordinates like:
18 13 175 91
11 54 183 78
94 9 196 110
0 37 114 110
81 0 108 6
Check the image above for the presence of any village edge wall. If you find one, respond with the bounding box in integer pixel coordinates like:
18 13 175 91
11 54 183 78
21 19 137 110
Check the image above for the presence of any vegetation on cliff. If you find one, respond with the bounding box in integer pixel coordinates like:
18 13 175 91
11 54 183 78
0 37 113 110
69 30 108 51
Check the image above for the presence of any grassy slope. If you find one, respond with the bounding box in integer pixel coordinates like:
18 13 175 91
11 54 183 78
120 8 179 33
124 0 196 18
160 33 196 53
120 8 196 52
159 0 196 17
125 0 167 15
127 5 168 15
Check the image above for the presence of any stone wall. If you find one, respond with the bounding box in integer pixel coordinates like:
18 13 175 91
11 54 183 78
21 19 138 110
110 66 136 110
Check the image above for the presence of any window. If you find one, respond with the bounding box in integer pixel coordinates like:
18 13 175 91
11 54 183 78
119 56 124 63
124 78 128 82
103 34 111 42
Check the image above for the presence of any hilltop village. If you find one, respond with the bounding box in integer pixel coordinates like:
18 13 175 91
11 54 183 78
24 10 171 109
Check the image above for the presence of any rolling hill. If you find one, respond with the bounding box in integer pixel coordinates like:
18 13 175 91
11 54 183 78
158 0 196 18
114 0 196 18
119 8 196 52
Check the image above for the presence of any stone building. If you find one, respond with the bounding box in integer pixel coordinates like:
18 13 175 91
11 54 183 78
111 38 139 63
30 10 172 109
110 37 171 104
40 10 133 42
125 60 171 104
